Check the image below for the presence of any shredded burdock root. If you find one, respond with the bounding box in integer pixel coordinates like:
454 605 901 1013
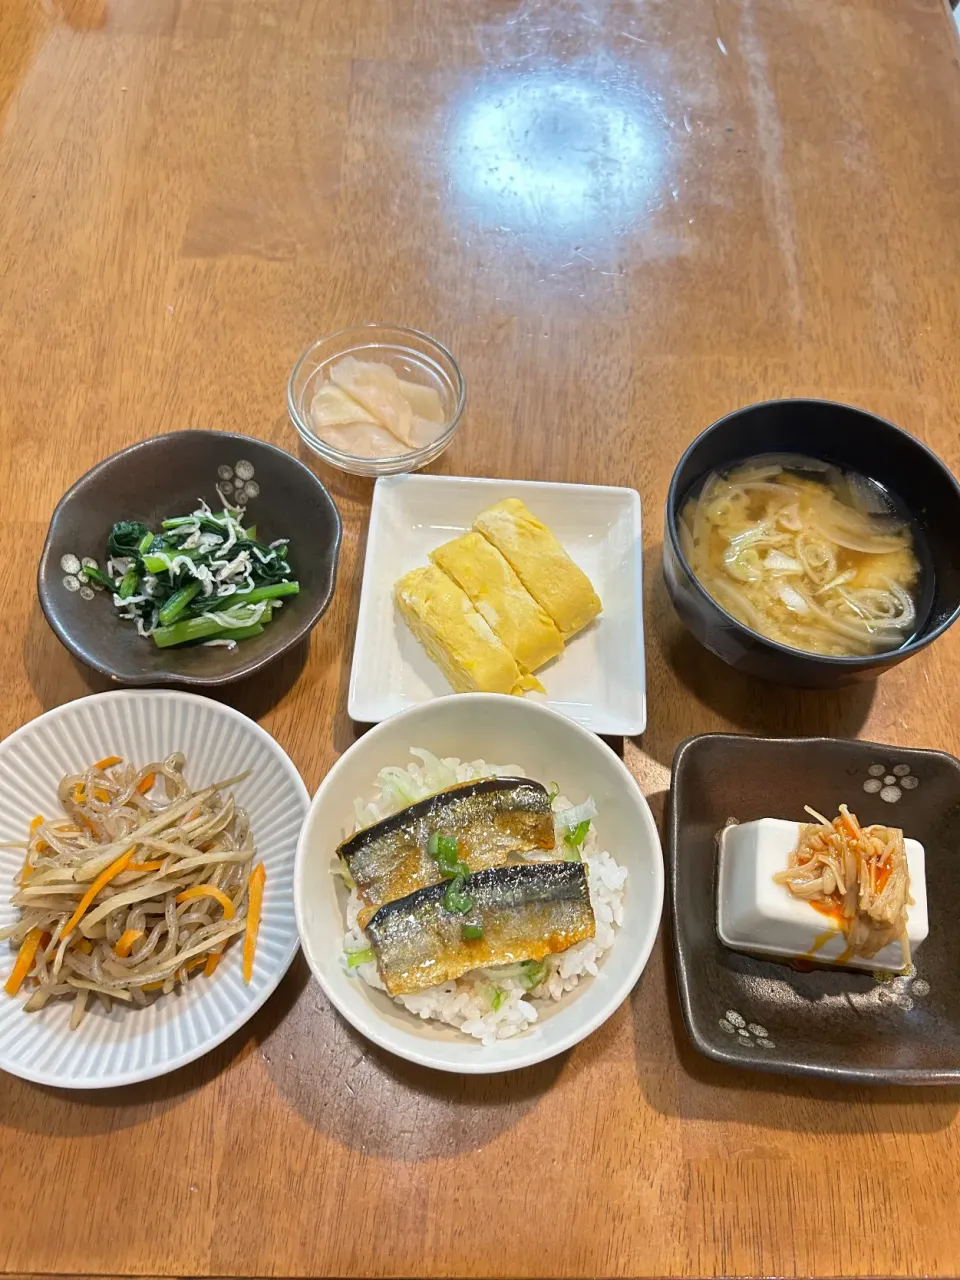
774 803 912 961
2 754 265 1028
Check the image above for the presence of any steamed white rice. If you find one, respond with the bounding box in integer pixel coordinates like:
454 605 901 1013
337 749 628 1045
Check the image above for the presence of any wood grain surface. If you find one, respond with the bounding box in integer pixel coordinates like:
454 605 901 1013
2 0 960 1275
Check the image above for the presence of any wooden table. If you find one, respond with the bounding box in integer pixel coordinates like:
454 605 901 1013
3 0 960 1275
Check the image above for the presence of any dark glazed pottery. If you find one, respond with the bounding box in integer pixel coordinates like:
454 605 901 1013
38 431 342 686
663 399 960 688
669 733 960 1084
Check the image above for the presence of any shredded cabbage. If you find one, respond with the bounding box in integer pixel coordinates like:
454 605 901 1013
352 750 527 831
555 797 598 830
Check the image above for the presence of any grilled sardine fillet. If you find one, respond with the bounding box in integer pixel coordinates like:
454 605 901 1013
366 862 596 995
473 498 602 640
429 531 564 678
340 778 556 927
394 565 524 694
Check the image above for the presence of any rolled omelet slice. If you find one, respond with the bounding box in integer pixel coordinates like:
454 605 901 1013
394 565 524 695
429 532 564 676
473 499 602 639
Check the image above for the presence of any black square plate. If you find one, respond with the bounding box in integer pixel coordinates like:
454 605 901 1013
669 734 960 1085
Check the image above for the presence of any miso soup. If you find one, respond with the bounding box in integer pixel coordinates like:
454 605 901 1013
679 455 929 657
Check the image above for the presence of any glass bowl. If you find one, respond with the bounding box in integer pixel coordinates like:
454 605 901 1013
287 324 466 477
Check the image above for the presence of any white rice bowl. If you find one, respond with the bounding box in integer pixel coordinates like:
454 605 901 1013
294 694 663 1074
339 748 629 1045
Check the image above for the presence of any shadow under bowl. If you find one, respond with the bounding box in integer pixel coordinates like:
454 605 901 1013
663 399 960 688
38 431 342 687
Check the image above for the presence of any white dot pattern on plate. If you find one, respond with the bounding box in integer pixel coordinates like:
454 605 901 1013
880 785 901 803
863 778 882 794
718 1019 734 1034
901 775 918 790
867 763 886 777
884 775 896 786
747 1023 768 1038
0 691 307 1089
893 763 911 777
725 1009 745 1028
912 979 930 997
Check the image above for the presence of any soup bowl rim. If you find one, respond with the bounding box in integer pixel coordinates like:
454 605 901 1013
664 396 960 668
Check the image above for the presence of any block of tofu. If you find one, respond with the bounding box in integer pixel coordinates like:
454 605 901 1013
718 818 928 973
429 532 564 676
393 565 523 695
473 499 602 639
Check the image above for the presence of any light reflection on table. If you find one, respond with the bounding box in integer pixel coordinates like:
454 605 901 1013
448 70 664 238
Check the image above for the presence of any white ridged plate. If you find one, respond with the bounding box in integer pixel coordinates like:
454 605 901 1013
0 691 307 1089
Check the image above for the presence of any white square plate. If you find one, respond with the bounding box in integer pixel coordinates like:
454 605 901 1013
348 475 645 734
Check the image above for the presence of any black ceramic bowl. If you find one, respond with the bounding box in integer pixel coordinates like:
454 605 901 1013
663 399 960 688
38 431 342 686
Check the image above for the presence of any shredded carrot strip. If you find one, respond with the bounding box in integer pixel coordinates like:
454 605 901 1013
34 840 48 854
839 808 861 840
92 787 110 803
114 929 144 958
137 772 156 794
73 784 85 803
141 980 164 992
61 847 135 940
243 863 266 984
127 860 164 873
94 755 122 770
19 854 32 883
184 956 207 974
175 884 235 919
29 815 43 833
74 938 93 955
203 947 224 977
4 929 44 996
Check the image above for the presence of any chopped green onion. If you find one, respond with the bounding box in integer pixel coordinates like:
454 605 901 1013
244 524 257 540
490 986 504 1011
461 922 484 940
436 835 458 860
547 782 560 802
519 959 548 991
137 531 155 555
564 820 590 860
118 567 139 599
443 874 474 915
346 946 375 969
427 831 467 879
157 582 202 626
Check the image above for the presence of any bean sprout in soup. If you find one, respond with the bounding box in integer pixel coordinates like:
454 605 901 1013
679 455 925 657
